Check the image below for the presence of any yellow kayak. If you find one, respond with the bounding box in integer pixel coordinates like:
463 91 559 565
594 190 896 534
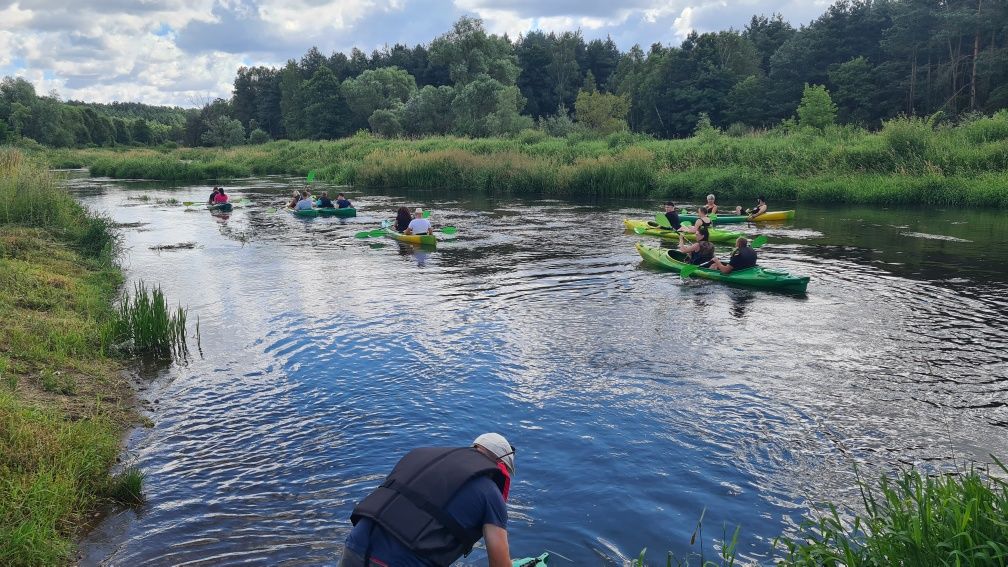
384 228 437 246
622 220 744 243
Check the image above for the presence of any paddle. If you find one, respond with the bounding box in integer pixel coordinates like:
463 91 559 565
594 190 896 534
307 170 316 183
654 212 672 228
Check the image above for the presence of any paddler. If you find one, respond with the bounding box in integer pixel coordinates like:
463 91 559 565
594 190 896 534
710 237 757 274
294 190 314 211
705 194 719 214
336 192 353 209
660 201 682 230
339 433 517 567
393 206 412 232
745 196 768 219
207 186 220 204
317 192 335 208
678 230 715 266
681 206 713 239
405 207 433 236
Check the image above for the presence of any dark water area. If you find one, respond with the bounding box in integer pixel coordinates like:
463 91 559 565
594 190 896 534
65 174 1008 566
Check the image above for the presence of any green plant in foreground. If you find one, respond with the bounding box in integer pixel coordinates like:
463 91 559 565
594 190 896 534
106 280 193 359
105 466 145 506
634 508 740 567
776 458 1008 566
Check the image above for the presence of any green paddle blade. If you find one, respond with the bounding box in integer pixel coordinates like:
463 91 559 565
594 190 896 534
680 263 699 279
633 226 648 235
354 231 372 239
369 229 387 237
422 210 431 218
307 171 316 182
654 212 671 228
182 201 195 206
751 234 769 248
438 226 457 235
709 214 718 221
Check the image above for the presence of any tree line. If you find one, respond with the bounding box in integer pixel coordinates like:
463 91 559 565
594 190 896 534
2 0 1007 148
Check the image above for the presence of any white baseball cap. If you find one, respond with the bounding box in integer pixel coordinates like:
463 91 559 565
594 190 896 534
473 432 515 475
414 207 423 214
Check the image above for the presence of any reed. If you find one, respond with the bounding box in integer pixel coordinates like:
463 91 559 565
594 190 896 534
106 280 191 359
44 112 1008 206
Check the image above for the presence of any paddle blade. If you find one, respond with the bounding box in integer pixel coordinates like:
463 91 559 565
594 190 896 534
182 201 194 206
633 226 648 235
680 264 698 279
355 231 372 239
307 170 316 182
369 229 387 237
751 235 769 248
422 210 431 218
654 212 671 228
439 226 457 235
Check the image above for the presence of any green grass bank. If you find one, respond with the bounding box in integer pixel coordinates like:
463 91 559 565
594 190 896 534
0 148 183 564
45 113 1008 207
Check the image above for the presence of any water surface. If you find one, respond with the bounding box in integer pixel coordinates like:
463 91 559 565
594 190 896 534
69 175 1008 566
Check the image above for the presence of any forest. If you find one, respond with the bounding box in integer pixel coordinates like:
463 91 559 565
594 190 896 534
1 0 1006 148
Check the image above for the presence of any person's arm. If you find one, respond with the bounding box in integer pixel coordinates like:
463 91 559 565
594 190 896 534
710 257 732 274
483 524 511 567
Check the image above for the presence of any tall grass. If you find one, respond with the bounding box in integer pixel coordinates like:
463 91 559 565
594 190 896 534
43 112 1008 206
777 458 1008 566
106 280 192 359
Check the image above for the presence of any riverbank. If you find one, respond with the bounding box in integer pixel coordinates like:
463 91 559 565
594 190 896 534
0 149 138 564
43 113 1008 206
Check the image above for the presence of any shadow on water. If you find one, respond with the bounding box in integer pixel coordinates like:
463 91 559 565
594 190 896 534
63 173 1008 566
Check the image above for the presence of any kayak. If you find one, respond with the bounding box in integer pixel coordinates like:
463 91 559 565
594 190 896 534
207 203 233 212
384 228 437 246
635 241 810 293
289 207 356 218
623 219 744 243
679 210 795 223
513 553 549 567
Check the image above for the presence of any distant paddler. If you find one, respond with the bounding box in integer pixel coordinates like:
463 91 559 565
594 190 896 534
207 186 229 205
681 206 713 238
705 193 720 215
405 207 433 236
743 196 768 219
294 190 314 211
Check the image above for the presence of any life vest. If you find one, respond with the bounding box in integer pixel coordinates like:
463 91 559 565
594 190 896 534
350 447 508 567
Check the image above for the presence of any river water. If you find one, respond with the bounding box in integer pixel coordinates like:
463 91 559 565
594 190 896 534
67 174 1007 566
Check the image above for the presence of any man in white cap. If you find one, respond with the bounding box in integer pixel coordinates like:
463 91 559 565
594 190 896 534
340 433 516 567
404 208 433 236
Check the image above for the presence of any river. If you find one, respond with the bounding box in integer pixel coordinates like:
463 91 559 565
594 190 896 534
67 174 1008 566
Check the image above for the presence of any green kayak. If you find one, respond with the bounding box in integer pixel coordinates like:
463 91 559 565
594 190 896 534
635 241 810 293
513 553 549 567
623 219 743 243
289 207 356 218
207 203 233 212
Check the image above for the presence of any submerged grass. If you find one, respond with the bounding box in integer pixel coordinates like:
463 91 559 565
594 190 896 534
42 112 1008 206
0 147 195 563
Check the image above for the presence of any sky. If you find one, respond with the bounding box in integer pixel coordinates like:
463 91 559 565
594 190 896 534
0 0 833 107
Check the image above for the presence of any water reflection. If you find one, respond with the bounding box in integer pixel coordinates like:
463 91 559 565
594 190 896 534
64 174 1008 566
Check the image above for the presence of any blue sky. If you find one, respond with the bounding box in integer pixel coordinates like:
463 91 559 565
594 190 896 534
0 0 832 107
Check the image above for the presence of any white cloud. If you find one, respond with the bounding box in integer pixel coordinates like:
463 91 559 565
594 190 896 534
2 0 836 106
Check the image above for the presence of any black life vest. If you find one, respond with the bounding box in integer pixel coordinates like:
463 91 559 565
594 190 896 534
350 447 507 567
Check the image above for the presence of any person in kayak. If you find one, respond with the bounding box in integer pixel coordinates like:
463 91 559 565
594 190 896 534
394 207 412 232
295 191 315 211
340 433 516 567
405 208 433 236
210 188 229 204
745 196 768 219
658 201 681 230
710 237 757 274
677 231 715 266
207 186 219 205
681 207 713 240
317 192 335 208
705 194 719 215
336 193 353 209
287 191 301 209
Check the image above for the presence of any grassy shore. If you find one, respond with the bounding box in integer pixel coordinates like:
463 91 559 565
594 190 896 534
44 113 1008 206
0 148 187 564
